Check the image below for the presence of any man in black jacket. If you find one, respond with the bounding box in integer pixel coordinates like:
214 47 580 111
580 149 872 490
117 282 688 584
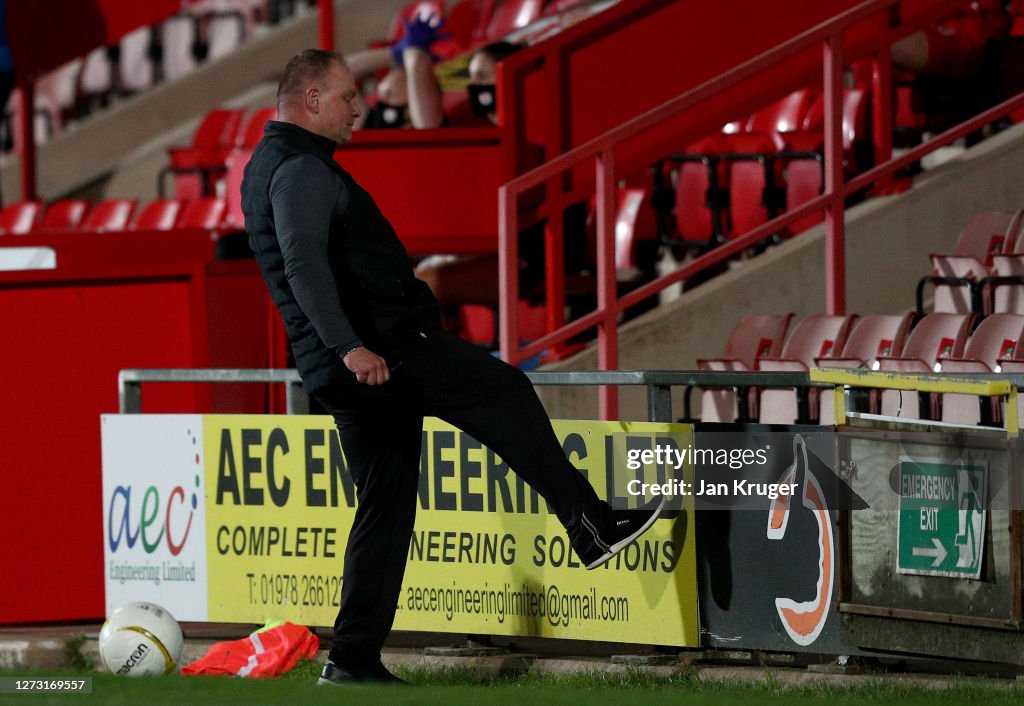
241 49 664 686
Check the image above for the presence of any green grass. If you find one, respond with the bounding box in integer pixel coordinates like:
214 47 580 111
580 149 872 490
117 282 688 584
1 662 1022 706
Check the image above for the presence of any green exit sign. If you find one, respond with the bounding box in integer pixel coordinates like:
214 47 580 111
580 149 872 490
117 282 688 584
897 457 986 579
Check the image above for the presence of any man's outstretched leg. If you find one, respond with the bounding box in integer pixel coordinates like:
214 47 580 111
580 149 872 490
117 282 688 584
409 330 665 569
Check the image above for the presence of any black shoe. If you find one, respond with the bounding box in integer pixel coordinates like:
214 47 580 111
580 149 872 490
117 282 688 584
317 659 406 685
571 494 667 570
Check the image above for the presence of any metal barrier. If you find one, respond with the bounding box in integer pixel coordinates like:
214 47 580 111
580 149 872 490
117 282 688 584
118 368 826 421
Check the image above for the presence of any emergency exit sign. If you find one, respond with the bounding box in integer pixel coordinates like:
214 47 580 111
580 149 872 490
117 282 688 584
897 457 987 579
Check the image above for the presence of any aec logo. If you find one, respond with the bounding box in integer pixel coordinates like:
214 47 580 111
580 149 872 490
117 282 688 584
107 428 203 557
107 474 201 556
765 435 834 646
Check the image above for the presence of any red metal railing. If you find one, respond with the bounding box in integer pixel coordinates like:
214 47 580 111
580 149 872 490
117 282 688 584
498 0 1024 420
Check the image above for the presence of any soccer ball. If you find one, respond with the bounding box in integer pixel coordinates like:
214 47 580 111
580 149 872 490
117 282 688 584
98 602 184 676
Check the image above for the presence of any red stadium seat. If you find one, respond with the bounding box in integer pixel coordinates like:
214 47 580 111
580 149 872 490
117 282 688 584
815 313 914 423
37 199 90 230
666 135 730 250
940 313 1024 425
876 313 974 418
745 88 817 150
697 313 794 422
131 199 184 231
0 202 42 235
236 107 277 149
486 0 545 40
175 198 227 229
757 314 856 424
163 108 246 198
920 210 1024 314
720 132 779 238
80 199 137 232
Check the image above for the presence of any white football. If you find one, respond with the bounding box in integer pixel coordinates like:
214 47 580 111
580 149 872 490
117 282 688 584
98 602 184 676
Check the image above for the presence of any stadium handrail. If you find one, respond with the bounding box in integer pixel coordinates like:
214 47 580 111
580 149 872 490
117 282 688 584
496 0 1024 420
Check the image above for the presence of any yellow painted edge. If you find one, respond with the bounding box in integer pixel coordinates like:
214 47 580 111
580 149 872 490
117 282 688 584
809 368 1011 396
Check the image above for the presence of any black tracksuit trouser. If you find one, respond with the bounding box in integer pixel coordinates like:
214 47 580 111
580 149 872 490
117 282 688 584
311 328 602 670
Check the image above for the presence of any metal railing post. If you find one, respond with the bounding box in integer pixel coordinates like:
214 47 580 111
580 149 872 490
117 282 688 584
824 31 846 316
286 382 310 415
647 384 673 423
596 150 619 420
119 374 142 414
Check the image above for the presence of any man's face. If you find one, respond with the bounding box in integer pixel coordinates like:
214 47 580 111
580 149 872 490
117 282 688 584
316 61 361 143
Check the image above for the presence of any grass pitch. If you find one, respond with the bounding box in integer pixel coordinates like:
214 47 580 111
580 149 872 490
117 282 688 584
2 661 1023 705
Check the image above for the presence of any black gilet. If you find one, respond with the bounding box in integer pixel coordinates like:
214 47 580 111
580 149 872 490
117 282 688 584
241 121 440 392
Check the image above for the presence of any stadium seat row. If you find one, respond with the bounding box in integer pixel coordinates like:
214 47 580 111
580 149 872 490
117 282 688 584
0 197 228 235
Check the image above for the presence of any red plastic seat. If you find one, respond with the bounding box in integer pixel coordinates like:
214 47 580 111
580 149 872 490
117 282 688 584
876 313 974 418
697 313 794 422
940 314 1024 425
668 134 730 248
175 198 227 229
720 132 779 238
164 108 246 198
80 199 137 232
0 202 42 235
131 199 184 231
815 313 914 422
485 0 545 40
922 210 1024 314
236 107 277 149
757 314 857 424
745 88 817 150
37 199 90 230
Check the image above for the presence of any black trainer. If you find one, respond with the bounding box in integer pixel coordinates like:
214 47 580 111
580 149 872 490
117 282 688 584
317 659 406 685
571 494 667 570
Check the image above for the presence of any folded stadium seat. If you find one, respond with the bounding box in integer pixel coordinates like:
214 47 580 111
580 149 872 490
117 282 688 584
118 26 156 95
236 107 277 149
0 202 42 235
36 200 90 231
719 132 780 239
611 186 659 276
204 11 248 62
485 0 546 40
162 14 201 82
814 313 914 423
222 151 249 230
745 88 817 146
696 313 794 422
77 47 116 115
162 108 246 198
80 199 137 232
939 313 1024 426
917 210 1024 314
777 89 869 236
130 199 184 231
664 134 731 252
756 314 856 425
797 88 870 174
984 219 1024 313
543 0 591 13
176 198 227 229
35 59 80 138
876 313 974 419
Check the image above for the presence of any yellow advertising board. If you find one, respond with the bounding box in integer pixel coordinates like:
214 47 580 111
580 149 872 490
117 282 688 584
203 415 698 646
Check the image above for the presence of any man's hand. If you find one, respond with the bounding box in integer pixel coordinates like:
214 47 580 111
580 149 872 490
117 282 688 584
343 347 391 385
